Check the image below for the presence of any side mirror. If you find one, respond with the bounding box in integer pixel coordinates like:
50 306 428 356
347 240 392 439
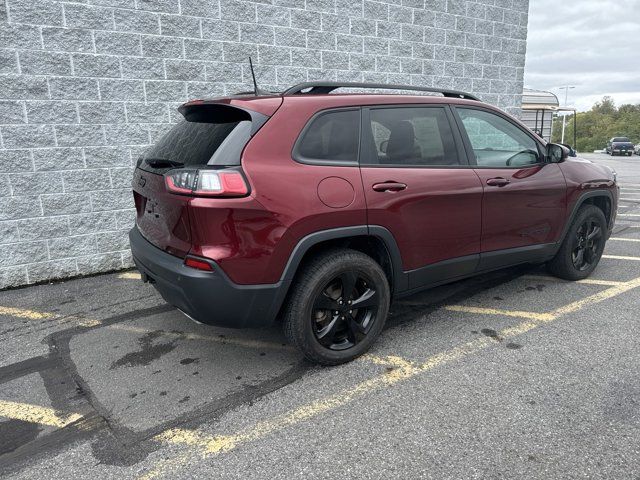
547 143 568 163
559 143 577 157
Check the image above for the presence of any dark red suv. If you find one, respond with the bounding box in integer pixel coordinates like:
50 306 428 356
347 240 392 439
129 82 619 365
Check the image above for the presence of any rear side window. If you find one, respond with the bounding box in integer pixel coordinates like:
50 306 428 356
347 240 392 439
294 109 360 165
139 104 260 173
362 107 460 166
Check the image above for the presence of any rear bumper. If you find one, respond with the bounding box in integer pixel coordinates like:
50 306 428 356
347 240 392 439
129 226 287 328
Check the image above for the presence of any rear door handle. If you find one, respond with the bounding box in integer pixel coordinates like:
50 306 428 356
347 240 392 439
372 182 407 192
486 177 510 187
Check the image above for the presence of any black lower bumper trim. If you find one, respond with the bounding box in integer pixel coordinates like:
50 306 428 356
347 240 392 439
129 227 288 328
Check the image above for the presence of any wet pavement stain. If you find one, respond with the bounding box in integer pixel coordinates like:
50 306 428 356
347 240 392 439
525 284 546 292
178 396 190 404
110 331 177 369
506 342 523 350
0 420 42 456
179 357 199 365
481 328 503 342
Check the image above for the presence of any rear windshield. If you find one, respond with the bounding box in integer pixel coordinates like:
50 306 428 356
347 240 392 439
612 137 630 142
139 104 260 173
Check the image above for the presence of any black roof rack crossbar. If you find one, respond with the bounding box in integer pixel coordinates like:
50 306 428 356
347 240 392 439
282 81 480 101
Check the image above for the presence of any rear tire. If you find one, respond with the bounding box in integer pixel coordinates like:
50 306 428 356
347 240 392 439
283 249 390 365
547 205 607 280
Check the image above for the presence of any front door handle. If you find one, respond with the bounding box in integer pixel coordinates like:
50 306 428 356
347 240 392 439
486 177 510 187
372 182 407 192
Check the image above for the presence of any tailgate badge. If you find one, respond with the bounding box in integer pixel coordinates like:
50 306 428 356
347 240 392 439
138 176 146 187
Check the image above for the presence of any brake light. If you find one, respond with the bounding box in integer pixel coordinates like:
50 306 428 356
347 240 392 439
164 169 249 197
184 257 214 271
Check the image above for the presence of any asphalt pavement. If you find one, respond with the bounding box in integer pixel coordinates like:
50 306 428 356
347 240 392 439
1 152 639 479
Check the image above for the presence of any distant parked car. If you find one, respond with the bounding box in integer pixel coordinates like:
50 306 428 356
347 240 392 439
635 144 640 155
606 137 634 156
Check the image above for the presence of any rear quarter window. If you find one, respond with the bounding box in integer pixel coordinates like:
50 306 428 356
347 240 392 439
293 109 360 165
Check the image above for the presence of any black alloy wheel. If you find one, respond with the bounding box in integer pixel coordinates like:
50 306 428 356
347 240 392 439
283 249 390 365
571 219 603 271
547 204 607 281
311 271 379 351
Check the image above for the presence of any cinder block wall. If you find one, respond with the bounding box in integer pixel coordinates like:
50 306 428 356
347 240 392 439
0 0 529 289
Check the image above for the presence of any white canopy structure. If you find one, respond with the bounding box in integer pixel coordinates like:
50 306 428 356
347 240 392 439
521 88 577 147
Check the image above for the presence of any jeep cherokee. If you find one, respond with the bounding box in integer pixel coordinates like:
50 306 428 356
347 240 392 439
129 81 619 365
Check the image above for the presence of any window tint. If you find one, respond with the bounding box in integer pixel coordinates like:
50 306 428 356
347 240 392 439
296 109 360 163
363 107 460 166
458 108 540 167
140 104 258 173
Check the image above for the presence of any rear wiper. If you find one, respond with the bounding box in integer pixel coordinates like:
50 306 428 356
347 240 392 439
144 158 183 168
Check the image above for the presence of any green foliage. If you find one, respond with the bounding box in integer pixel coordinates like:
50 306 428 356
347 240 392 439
551 96 640 152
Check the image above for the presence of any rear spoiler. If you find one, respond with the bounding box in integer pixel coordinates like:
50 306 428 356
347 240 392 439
178 102 270 136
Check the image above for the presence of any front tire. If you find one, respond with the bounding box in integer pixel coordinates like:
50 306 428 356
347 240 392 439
547 205 607 280
283 249 390 365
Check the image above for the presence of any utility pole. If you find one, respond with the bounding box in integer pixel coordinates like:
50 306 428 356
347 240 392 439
558 86 575 144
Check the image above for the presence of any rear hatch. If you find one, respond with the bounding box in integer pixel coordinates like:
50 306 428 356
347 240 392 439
132 102 268 258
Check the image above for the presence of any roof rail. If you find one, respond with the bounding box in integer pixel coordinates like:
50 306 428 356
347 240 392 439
282 81 481 101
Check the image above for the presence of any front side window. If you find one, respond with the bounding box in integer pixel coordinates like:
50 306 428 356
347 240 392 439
458 108 541 167
363 107 460 166
295 109 360 164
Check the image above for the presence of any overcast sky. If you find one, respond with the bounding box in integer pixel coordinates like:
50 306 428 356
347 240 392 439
524 0 640 111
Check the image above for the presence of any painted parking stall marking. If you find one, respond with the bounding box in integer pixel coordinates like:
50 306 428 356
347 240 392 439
137 266 640 478
0 400 83 429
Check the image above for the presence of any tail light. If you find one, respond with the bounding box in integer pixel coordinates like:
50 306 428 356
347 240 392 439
165 168 249 197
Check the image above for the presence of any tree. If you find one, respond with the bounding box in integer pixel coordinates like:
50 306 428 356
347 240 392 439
550 96 640 152
592 96 616 115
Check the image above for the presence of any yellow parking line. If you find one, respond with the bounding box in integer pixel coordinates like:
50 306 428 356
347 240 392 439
362 354 419 369
551 276 640 316
0 306 100 327
444 305 554 322
0 400 83 428
0 306 56 320
118 272 142 280
138 275 640 479
602 254 640 261
520 275 624 286
609 237 640 243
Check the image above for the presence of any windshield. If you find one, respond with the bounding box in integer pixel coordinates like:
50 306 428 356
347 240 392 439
612 137 630 142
